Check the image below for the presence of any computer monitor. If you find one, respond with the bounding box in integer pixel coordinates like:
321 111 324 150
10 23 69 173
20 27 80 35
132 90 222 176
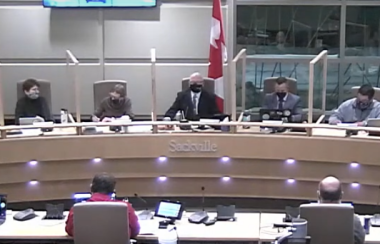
73 192 116 203
154 200 184 220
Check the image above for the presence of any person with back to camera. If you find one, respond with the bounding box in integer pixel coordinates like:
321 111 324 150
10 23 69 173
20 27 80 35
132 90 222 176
14 78 52 124
65 172 140 238
329 84 380 125
92 84 134 122
317 176 365 244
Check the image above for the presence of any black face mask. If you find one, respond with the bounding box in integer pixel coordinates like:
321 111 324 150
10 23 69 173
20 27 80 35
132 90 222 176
276 92 287 100
111 97 120 104
190 84 202 93
357 100 371 110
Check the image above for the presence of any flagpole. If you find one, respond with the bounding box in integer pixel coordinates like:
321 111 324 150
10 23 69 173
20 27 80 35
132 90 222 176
227 0 236 117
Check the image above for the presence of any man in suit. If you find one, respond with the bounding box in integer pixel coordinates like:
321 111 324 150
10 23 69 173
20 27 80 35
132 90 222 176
164 72 220 120
262 77 302 122
317 176 365 244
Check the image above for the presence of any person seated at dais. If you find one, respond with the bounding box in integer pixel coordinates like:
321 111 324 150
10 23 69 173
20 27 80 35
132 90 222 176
15 78 52 124
92 84 133 122
329 84 380 125
317 176 365 244
65 173 140 238
164 72 220 121
262 77 302 122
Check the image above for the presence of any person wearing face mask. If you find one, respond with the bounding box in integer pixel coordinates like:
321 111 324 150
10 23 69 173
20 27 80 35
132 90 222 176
164 72 220 121
262 77 302 122
329 84 380 125
92 84 133 122
14 78 52 124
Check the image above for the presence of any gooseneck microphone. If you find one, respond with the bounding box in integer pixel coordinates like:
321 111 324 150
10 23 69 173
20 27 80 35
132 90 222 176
134 193 154 220
188 186 209 224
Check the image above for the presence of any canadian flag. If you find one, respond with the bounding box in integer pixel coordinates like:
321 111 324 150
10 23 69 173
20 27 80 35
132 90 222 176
208 0 227 112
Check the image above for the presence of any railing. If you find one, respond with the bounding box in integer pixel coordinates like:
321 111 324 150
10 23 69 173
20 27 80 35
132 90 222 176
308 50 328 123
231 49 247 118
0 61 4 127
150 48 158 133
65 50 81 123
1 121 379 139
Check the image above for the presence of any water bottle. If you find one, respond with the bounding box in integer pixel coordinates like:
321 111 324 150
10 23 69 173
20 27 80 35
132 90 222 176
175 111 182 121
60 109 68 124
158 228 178 244
242 112 251 129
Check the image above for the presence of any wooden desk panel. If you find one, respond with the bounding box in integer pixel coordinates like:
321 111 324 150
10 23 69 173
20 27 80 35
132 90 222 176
0 131 379 203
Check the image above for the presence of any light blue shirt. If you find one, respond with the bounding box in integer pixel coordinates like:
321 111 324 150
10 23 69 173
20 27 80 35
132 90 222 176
329 98 380 124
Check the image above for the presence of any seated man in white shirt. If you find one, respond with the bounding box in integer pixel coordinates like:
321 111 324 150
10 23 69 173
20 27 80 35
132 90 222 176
329 84 380 125
164 72 220 121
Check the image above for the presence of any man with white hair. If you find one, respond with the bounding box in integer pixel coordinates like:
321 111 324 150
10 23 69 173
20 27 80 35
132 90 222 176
164 72 220 120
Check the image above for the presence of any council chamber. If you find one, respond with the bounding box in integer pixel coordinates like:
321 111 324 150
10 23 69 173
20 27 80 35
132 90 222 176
1 0 380 244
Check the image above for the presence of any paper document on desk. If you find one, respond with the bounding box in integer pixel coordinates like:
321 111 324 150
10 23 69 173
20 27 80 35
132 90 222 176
337 123 358 127
139 220 157 235
21 129 42 136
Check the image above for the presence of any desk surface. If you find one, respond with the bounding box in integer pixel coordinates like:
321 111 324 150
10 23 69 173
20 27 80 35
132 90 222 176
0 211 260 241
1 211 379 243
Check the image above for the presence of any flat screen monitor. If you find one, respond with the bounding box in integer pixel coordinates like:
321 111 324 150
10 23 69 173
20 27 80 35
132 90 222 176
0 195 6 219
72 192 116 203
154 200 184 220
43 0 157 8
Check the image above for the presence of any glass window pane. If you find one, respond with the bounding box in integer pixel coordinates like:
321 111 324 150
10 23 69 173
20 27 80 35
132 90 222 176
346 6 380 56
237 59 339 111
237 6 341 55
342 62 380 99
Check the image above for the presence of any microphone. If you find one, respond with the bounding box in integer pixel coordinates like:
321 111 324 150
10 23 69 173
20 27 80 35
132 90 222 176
184 106 189 121
180 106 191 130
134 193 154 220
201 186 205 211
188 186 209 224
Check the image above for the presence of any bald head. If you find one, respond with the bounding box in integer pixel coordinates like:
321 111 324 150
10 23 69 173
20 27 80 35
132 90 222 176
318 176 342 203
189 72 204 93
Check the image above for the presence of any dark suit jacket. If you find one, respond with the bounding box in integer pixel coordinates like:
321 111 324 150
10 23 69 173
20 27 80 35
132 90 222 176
164 89 220 120
262 92 303 122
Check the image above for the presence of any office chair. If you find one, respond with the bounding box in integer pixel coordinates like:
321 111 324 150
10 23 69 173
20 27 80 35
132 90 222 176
351 86 380 101
73 202 130 244
17 79 52 112
300 203 354 244
181 77 215 94
93 80 128 110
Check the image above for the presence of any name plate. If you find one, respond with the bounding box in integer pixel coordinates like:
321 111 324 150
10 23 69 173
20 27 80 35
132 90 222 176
169 140 217 152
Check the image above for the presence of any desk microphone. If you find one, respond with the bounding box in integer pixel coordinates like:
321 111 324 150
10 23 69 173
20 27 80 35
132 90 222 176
188 186 209 224
134 193 154 220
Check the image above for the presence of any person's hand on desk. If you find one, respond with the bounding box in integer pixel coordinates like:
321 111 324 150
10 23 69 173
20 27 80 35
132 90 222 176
161 117 174 130
92 115 100 122
102 117 115 122
356 121 365 127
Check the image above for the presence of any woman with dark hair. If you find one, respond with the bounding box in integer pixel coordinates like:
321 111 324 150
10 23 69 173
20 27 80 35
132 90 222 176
92 84 134 122
15 78 52 124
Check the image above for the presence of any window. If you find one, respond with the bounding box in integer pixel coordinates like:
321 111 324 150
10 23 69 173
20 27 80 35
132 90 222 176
237 6 341 55
345 6 380 56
